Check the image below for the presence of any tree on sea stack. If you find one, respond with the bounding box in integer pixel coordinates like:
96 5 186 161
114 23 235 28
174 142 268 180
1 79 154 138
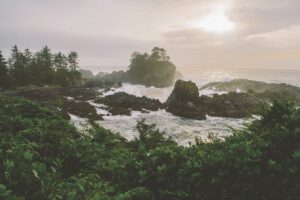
127 47 176 87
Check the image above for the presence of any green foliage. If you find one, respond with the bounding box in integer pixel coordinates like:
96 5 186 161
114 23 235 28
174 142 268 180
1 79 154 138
79 69 94 80
84 71 126 88
3 45 82 88
127 47 176 87
0 51 11 89
81 47 176 88
0 95 299 199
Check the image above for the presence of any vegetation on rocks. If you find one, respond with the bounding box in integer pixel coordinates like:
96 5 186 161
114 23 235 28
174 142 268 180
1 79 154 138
2 87 103 121
82 47 177 88
126 47 176 87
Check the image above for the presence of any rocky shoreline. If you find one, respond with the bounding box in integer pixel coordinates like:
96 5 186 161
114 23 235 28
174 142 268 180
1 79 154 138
2 79 299 122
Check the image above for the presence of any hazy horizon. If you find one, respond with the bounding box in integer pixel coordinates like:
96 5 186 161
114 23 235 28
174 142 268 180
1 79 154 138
1 0 300 70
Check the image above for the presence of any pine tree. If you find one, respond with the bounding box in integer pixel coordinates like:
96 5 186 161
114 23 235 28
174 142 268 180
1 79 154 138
0 51 10 89
35 46 54 85
67 51 79 71
8 45 27 86
22 48 34 84
54 52 69 86
67 51 81 86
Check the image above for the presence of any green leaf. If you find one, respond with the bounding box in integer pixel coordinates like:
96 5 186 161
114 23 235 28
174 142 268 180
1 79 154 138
292 151 300 159
24 151 33 161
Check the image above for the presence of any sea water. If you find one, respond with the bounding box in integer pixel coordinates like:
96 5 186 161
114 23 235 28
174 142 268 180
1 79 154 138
74 68 300 145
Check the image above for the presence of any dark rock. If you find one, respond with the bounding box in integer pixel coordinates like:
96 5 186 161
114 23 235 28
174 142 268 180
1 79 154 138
59 87 100 101
96 92 164 116
165 80 265 120
62 100 103 121
108 106 131 116
199 92 263 118
166 80 206 120
4 87 104 121
200 79 300 105
167 80 199 102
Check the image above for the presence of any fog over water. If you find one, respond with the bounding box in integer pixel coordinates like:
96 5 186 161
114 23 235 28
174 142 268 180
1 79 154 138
84 66 300 87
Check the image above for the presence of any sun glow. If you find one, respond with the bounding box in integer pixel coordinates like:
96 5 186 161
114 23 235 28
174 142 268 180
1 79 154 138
193 4 235 33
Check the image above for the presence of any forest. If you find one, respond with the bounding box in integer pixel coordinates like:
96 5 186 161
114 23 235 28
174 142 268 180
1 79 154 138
0 46 81 89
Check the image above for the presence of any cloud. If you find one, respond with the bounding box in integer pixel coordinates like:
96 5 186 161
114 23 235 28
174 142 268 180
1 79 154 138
247 25 300 47
0 0 300 69
229 0 300 36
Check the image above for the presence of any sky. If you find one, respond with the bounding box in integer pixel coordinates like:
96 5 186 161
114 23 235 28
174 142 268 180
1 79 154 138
1 0 300 71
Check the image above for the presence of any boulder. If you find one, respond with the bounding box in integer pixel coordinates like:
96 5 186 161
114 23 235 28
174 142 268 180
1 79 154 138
165 80 206 120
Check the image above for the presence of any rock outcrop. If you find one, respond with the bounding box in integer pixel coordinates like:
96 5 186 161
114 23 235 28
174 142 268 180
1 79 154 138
4 87 104 121
165 80 264 120
96 92 164 116
200 79 300 105
165 80 206 120
199 93 263 118
62 100 103 121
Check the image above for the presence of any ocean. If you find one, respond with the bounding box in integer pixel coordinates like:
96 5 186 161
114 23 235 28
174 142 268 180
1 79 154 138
75 67 300 145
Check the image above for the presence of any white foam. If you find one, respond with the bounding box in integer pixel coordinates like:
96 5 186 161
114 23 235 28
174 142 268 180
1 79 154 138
101 83 173 102
68 113 87 128
98 109 254 146
87 100 110 115
235 87 242 93
199 87 228 97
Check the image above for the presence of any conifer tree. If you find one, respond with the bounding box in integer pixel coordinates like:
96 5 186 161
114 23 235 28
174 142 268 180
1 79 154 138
0 51 10 89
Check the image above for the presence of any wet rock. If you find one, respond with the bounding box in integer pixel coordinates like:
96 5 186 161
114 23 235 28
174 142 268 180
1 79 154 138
62 100 103 121
96 92 164 115
200 79 300 105
59 87 100 101
166 80 264 120
199 92 263 118
166 80 206 120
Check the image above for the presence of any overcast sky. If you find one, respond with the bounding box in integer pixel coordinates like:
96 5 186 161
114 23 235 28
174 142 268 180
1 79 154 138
1 0 300 70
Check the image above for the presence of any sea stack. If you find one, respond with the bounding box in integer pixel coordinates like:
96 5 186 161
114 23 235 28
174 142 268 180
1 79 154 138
165 80 206 120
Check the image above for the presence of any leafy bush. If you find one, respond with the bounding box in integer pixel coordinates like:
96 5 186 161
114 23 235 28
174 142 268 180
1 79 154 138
0 95 299 199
